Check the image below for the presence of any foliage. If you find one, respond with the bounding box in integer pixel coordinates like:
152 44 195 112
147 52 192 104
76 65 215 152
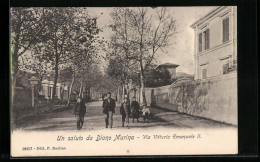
144 67 172 87
32 8 103 100
11 7 49 104
108 7 177 104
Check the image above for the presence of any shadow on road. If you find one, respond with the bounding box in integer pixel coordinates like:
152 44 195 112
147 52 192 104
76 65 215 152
13 101 236 131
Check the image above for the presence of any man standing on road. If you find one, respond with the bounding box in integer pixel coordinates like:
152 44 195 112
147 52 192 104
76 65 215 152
74 97 86 130
102 92 116 128
131 97 140 123
120 96 131 127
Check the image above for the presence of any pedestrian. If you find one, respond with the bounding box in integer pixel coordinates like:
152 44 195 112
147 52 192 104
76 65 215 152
131 97 140 123
102 92 116 128
142 104 150 122
74 97 86 130
120 96 131 127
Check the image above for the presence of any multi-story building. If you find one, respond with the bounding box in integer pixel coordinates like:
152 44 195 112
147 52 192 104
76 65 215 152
190 6 237 79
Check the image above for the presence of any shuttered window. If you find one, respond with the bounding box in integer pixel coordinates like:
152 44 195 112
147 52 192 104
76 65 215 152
223 17 229 42
202 69 207 79
204 29 210 50
199 33 202 52
199 28 210 52
223 63 229 74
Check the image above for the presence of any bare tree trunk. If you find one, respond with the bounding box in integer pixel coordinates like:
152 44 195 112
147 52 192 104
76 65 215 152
117 86 120 102
122 84 125 103
11 28 21 131
11 29 21 106
79 80 83 98
51 42 59 111
11 68 18 132
67 71 75 106
140 70 147 106
133 88 136 98
12 68 19 106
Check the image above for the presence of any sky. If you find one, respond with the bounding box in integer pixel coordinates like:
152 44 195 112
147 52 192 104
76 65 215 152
87 7 216 75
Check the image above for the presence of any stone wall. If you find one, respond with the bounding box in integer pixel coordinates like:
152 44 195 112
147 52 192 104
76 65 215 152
13 87 32 108
133 73 237 125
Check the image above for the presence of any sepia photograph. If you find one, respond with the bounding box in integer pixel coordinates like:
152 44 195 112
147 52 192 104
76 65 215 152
10 6 238 156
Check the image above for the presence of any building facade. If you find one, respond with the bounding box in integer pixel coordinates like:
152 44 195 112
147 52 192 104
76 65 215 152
40 80 69 100
191 6 237 80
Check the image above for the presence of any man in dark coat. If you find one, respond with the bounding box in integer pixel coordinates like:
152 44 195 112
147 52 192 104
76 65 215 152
74 97 86 130
102 92 116 128
131 97 140 123
120 97 131 127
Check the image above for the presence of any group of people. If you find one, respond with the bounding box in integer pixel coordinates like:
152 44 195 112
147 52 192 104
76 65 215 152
102 92 151 129
73 92 151 130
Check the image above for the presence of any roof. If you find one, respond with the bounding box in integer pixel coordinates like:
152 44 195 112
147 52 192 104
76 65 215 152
157 63 179 69
190 6 228 29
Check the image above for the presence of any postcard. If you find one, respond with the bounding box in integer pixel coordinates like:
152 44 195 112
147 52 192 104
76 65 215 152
10 6 237 157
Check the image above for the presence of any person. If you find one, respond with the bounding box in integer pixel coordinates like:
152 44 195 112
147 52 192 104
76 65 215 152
120 96 131 127
74 97 86 130
142 104 150 122
102 92 116 128
131 97 140 123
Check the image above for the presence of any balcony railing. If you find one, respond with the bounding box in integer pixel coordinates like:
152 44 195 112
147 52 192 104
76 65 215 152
228 60 237 72
223 60 237 74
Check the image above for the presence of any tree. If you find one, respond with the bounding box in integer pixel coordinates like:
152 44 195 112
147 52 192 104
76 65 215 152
109 7 177 105
106 52 140 100
11 7 47 104
56 8 102 105
34 8 102 108
106 8 141 100
144 67 172 87
34 8 77 106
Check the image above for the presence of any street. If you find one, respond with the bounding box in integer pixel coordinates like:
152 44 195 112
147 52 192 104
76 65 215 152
15 99 236 131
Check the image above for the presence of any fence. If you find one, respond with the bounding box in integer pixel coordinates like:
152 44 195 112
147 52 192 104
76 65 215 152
13 87 32 108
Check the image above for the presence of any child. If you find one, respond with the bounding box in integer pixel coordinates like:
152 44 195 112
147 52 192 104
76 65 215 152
142 104 150 122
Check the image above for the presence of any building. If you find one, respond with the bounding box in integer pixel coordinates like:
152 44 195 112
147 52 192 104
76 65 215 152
40 80 69 100
156 63 179 79
190 6 237 79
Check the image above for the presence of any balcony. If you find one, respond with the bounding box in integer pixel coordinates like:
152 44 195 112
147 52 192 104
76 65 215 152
223 60 237 74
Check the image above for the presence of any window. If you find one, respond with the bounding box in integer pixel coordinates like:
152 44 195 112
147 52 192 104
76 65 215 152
199 33 202 52
202 69 207 79
222 17 229 42
223 63 229 74
198 28 210 52
220 55 231 74
204 29 210 50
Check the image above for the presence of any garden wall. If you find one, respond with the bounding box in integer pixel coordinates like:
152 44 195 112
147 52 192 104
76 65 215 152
151 73 237 125
13 87 32 108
